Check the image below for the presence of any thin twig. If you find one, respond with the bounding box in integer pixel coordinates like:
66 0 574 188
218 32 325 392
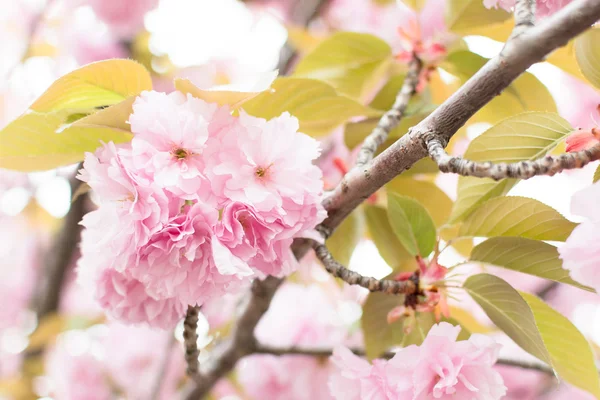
354 57 423 168
511 0 537 39
311 241 417 295
536 281 559 299
321 0 600 232
427 137 600 180
254 345 555 375
184 306 200 377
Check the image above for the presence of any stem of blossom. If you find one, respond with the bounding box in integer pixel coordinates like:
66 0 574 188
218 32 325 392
311 241 417 295
322 0 600 232
427 137 600 180
354 57 423 168
511 0 537 39
253 345 555 375
184 306 201 377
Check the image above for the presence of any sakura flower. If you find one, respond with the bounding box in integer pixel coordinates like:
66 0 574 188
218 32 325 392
87 0 159 38
131 202 253 305
129 91 234 201
565 128 600 152
559 181 600 291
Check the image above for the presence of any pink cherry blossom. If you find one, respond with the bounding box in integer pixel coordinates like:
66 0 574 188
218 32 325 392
484 0 574 17
87 0 159 38
565 128 600 152
559 181 600 291
129 91 234 201
238 354 334 400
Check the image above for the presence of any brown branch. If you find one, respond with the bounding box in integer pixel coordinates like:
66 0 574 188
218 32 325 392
312 241 417 295
427 137 600 180
354 57 423 168
322 0 600 232
511 0 537 39
254 345 555 375
32 170 86 321
184 306 201 377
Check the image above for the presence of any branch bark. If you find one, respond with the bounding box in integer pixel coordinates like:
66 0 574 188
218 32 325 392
254 345 555 375
428 138 600 180
184 306 201 376
511 0 537 38
354 57 423 168
322 0 600 232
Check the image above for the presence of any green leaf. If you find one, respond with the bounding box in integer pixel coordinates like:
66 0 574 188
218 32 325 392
464 274 552 363
369 74 434 113
459 196 577 241
241 77 382 137
594 165 600 183
0 107 132 171
442 52 557 125
387 193 437 257
470 237 593 291
445 0 511 34
575 28 600 90
364 205 414 271
547 41 588 82
30 59 152 112
450 112 572 222
174 78 261 108
386 178 453 227
361 292 405 360
326 209 365 266
343 114 424 150
294 32 392 99
520 292 600 399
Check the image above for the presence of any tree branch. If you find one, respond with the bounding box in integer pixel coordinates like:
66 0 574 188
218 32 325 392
312 241 417 295
511 0 537 39
254 345 555 375
427 137 600 180
354 57 423 168
184 306 201 376
322 0 600 232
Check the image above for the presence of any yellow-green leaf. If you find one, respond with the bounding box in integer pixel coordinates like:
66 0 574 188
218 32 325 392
387 193 437 257
520 292 600 399
0 108 132 171
450 112 572 222
30 59 152 112
242 77 382 137
327 209 365 266
174 78 261 108
470 237 593 291
575 28 600 90
547 40 587 82
446 0 511 34
594 165 600 183
459 196 577 241
294 32 392 99
361 292 406 360
364 204 413 270
464 274 552 363
344 114 424 150
386 178 453 227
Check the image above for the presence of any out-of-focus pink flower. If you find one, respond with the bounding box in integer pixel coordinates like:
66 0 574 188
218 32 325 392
484 0 574 17
495 365 545 399
103 323 185 400
132 203 252 305
87 0 159 38
329 323 506 400
559 181 600 292
239 355 334 400
45 335 112 400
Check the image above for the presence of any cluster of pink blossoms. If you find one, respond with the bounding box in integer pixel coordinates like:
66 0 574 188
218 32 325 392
77 90 326 329
329 323 507 400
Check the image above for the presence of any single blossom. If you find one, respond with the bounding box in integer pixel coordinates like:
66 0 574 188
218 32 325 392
559 181 600 292
329 323 506 400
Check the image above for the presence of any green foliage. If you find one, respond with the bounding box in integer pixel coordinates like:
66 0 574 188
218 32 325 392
450 112 573 222
464 273 600 400
30 59 152 112
294 32 392 99
470 237 593 291
575 27 600 90
361 292 406 360
594 165 600 183
343 114 425 150
364 205 415 272
174 78 261 108
442 52 557 125
387 193 437 257
326 209 365 266
386 178 453 227
242 77 381 137
445 0 511 34
459 196 577 241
